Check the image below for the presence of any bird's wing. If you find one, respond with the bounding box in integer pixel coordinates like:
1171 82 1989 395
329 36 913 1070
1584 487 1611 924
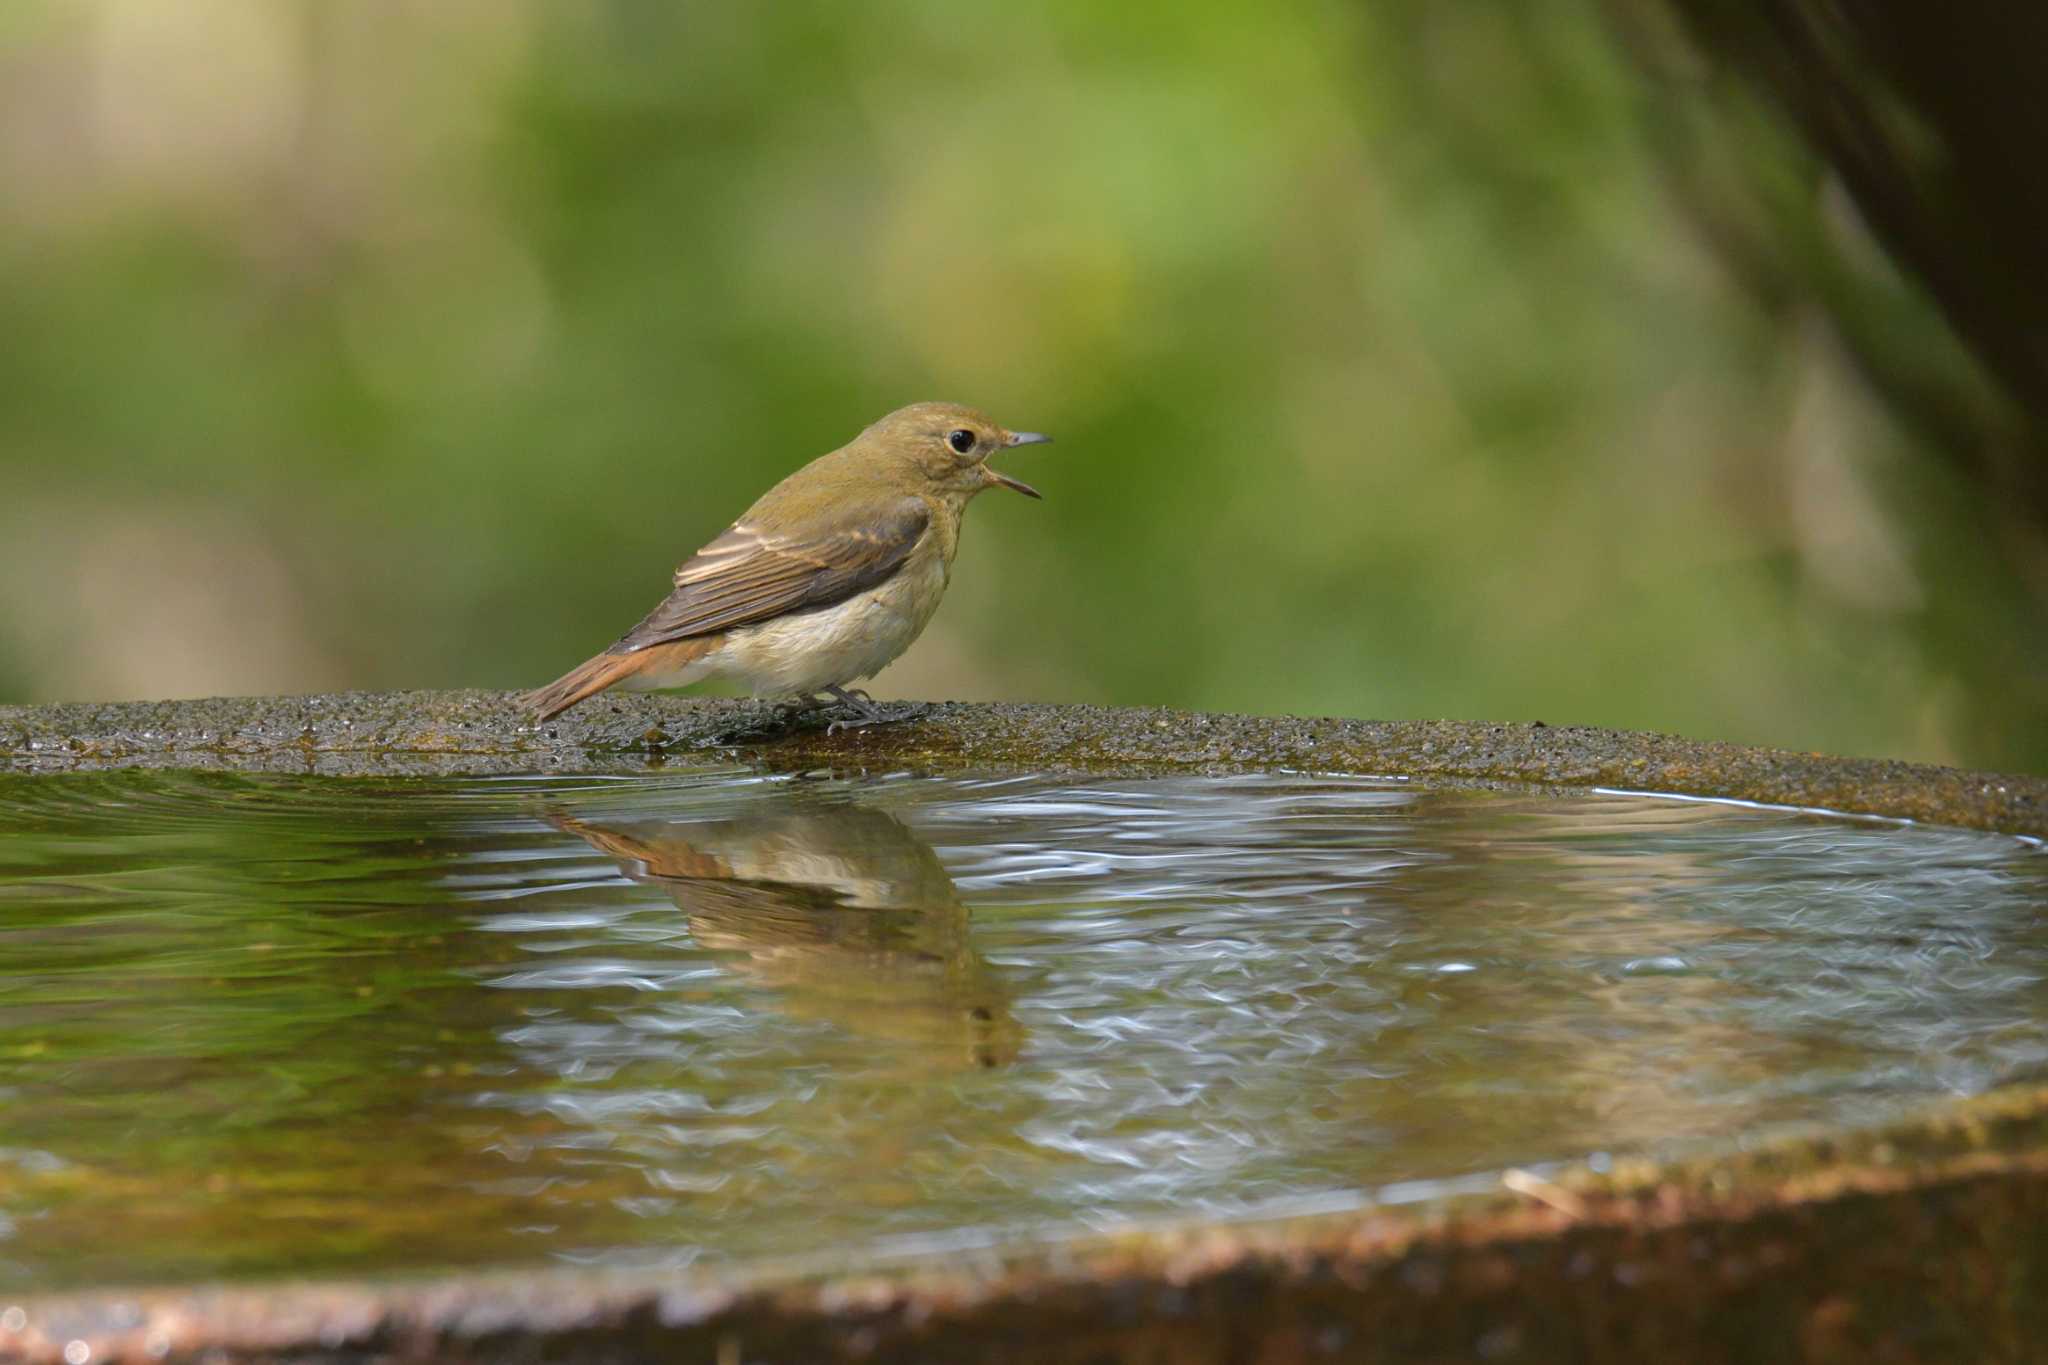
611 496 931 651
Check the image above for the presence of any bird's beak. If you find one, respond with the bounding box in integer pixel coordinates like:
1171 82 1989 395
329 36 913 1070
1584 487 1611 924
988 470 1042 498
989 431 1050 498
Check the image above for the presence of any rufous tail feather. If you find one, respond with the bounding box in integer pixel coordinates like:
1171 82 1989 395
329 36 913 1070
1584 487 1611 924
521 639 714 721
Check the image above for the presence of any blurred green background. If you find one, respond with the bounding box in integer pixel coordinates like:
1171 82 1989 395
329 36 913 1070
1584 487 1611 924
1 0 2043 770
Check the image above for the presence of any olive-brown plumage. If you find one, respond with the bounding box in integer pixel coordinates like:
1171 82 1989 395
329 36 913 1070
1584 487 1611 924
523 402 1048 721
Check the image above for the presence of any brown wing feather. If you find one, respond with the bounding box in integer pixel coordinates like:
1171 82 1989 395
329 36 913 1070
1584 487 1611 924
609 497 930 654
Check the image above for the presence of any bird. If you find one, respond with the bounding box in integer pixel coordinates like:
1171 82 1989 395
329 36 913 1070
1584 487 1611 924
522 401 1049 723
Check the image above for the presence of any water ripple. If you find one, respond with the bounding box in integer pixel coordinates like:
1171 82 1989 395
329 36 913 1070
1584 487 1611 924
0 766 2040 1288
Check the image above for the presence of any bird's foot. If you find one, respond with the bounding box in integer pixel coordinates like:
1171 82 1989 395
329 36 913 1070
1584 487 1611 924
820 686 926 734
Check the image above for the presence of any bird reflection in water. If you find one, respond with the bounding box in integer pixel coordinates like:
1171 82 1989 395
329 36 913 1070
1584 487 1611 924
549 798 1022 1069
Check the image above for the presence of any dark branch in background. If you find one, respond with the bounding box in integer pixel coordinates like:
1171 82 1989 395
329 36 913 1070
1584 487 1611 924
1617 0 2048 526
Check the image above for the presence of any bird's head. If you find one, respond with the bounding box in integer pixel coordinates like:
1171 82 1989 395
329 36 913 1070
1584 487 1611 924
858 401 1050 505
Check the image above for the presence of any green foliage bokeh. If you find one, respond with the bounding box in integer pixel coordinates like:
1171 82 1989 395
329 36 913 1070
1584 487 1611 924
0 0 2039 769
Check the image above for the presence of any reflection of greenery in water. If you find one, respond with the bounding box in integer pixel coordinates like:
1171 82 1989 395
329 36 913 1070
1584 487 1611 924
0 768 2045 1288
0 3 2041 768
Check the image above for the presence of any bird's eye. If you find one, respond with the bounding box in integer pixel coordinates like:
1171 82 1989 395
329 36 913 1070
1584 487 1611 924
947 428 976 455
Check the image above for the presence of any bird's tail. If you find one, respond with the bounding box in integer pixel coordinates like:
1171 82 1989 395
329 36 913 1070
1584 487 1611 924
521 639 714 721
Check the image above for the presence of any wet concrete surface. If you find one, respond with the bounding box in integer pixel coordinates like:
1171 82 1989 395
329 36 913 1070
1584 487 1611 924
2 691 2047 1362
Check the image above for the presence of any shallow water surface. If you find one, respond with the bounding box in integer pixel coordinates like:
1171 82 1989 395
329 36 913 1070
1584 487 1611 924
0 768 2042 1287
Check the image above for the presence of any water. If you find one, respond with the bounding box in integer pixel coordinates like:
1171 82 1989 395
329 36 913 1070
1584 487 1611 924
0 768 2043 1289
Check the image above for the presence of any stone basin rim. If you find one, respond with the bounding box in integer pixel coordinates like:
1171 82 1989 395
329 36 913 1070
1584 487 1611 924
1 689 2043 839
5 1081 2048 1364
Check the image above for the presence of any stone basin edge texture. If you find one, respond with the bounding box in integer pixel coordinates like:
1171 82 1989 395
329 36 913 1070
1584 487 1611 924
3 690 2048 1364
2 688 2044 839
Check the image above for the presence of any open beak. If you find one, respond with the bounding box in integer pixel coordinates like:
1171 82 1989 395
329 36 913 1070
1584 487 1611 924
990 431 1051 499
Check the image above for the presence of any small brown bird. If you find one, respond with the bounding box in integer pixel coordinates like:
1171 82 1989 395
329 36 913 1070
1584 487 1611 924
523 401 1049 722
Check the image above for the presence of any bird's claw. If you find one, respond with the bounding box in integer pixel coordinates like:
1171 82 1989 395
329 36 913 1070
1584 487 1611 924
822 696 930 734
